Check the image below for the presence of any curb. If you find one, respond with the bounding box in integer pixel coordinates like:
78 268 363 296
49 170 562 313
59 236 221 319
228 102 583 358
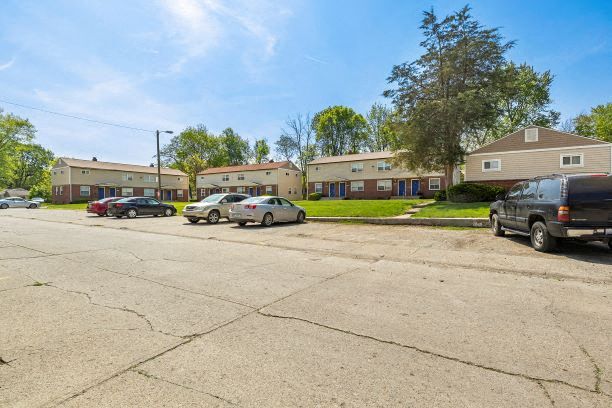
308 217 490 227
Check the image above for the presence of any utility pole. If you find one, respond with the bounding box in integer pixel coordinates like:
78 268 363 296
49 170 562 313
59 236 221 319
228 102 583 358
156 130 173 200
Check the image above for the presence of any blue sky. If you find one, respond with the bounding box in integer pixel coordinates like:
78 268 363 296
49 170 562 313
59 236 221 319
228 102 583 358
0 0 610 165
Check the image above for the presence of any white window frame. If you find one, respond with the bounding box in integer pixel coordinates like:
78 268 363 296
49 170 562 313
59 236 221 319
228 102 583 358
222 174 230 181
266 186 273 194
55 186 64 195
524 128 539 142
351 163 364 173
143 175 157 183
429 178 441 191
377 180 392 191
377 161 391 171
122 187 134 197
177 190 184 198
200 188 206 196
221 187 229 193
237 186 246 194
314 183 323 194
560 153 584 168
79 185 90 196
81 169 90 175
143 188 156 197
351 181 364 192
482 159 501 172
237 174 245 181
265 171 272 176
123 173 133 181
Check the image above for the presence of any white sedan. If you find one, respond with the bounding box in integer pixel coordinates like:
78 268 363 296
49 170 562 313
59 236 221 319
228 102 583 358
0 197 41 209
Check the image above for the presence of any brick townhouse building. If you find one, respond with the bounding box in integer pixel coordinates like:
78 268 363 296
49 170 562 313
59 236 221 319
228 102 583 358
51 157 189 204
196 161 302 201
307 151 445 199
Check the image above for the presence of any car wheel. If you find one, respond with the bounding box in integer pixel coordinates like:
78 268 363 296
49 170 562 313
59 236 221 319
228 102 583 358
296 211 305 224
530 221 557 252
164 208 173 217
238 222 247 226
207 210 220 224
1 203 8 209
188 218 199 224
105 209 112 217
490 214 505 237
29 203 37 209
261 212 274 227
127 209 138 219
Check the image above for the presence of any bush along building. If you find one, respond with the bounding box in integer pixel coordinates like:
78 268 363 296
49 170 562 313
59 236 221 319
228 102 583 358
51 157 189 204
196 161 302 201
307 151 445 199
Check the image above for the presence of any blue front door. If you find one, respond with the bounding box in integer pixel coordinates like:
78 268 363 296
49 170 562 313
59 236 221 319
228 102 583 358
109 188 116 197
398 180 406 196
329 183 335 197
411 179 421 196
248 187 254 196
97 187 105 199
256 187 261 196
166 190 172 200
339 182 346 197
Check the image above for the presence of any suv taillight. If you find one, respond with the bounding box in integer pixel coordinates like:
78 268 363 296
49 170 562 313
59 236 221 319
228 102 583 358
557 206 570 222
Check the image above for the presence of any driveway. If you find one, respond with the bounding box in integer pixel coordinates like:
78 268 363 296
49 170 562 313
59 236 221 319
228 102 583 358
0 209 610 407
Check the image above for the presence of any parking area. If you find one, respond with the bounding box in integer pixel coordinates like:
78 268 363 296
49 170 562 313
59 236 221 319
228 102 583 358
1 208 611 407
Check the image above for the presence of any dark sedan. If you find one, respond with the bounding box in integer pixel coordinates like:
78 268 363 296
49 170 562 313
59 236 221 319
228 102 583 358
109 197 176 218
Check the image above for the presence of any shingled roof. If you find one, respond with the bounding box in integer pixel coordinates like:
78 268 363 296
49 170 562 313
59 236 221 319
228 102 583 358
198 161 299 175
308 151 393 165
56 158 186 176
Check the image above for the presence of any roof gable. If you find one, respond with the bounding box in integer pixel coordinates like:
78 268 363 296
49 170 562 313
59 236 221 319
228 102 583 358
470 126 609 155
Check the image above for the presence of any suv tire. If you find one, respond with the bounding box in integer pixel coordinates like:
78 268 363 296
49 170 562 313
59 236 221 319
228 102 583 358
490 214 505 237
608 240 612 250
207 210 220 224
530 221 557 252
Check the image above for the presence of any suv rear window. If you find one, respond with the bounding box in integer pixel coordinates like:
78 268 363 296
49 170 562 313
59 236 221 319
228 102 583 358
569 176 612 200
536 178 561 200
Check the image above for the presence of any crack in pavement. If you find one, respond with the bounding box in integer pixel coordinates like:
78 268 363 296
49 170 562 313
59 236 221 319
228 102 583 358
5 213 610 285
537 381 556 407
532 287 604 394
256 310 612 399
43 284 182 339
132 369 242 406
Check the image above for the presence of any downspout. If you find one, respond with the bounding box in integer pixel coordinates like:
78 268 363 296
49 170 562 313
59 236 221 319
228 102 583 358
68 167 72 203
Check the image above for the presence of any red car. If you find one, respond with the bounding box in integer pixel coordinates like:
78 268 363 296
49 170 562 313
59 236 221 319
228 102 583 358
87 197 124 216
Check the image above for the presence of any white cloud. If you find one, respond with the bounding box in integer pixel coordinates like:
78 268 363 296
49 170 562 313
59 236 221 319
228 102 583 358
0 57 15 71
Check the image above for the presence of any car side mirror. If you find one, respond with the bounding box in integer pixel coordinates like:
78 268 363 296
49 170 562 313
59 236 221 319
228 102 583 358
495 193 505 201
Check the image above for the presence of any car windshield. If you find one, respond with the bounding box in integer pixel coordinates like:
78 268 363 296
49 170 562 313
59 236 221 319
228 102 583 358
200 194 225 203
241 197 269 204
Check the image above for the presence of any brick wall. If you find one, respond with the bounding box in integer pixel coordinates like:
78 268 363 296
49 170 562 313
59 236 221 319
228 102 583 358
308 176 446 199
51 185 189 203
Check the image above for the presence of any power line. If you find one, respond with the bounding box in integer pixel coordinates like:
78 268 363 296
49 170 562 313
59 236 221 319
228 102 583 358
0 98 156 133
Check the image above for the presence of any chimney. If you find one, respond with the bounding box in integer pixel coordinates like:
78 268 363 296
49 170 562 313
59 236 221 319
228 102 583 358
149 163 155 167
92 157 98 161
268 159 274 163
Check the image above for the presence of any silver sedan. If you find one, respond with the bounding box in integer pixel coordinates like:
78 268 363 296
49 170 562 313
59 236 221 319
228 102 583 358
229 196 306 227
0 197 40 209
182 193 250 224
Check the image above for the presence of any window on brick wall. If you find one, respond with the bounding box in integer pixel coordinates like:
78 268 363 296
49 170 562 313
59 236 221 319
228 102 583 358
79 185 90 196
377 180 391 191
266 186 273 194
144 188 156 197
314 183 323 193
351 181 364 192
177 190 184 198
429 178 441 190
122 187 134 196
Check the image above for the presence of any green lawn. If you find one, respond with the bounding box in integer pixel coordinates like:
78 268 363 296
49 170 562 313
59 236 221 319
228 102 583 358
412 201 491 218
45 201 191 214
294 199 425 217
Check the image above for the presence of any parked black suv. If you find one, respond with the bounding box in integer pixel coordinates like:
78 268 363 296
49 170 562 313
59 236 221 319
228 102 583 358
489 174 612 252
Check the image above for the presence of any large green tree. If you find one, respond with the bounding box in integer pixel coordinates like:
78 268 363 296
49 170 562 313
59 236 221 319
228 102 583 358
313 106 368 156
220 127 250 165
571 103 612 142
384 6 512 187
159 125 227 196
466 63 560 148
1 143 54 190
0 110 36 183
253 139 270 164
365 103 396 151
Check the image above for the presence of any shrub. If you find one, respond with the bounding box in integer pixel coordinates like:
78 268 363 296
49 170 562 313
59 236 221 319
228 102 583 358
308 192 322 201
447 183 505 203
434 190 447 201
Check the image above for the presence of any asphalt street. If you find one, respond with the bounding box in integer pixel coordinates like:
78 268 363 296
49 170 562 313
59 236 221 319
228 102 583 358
0 209 610 407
